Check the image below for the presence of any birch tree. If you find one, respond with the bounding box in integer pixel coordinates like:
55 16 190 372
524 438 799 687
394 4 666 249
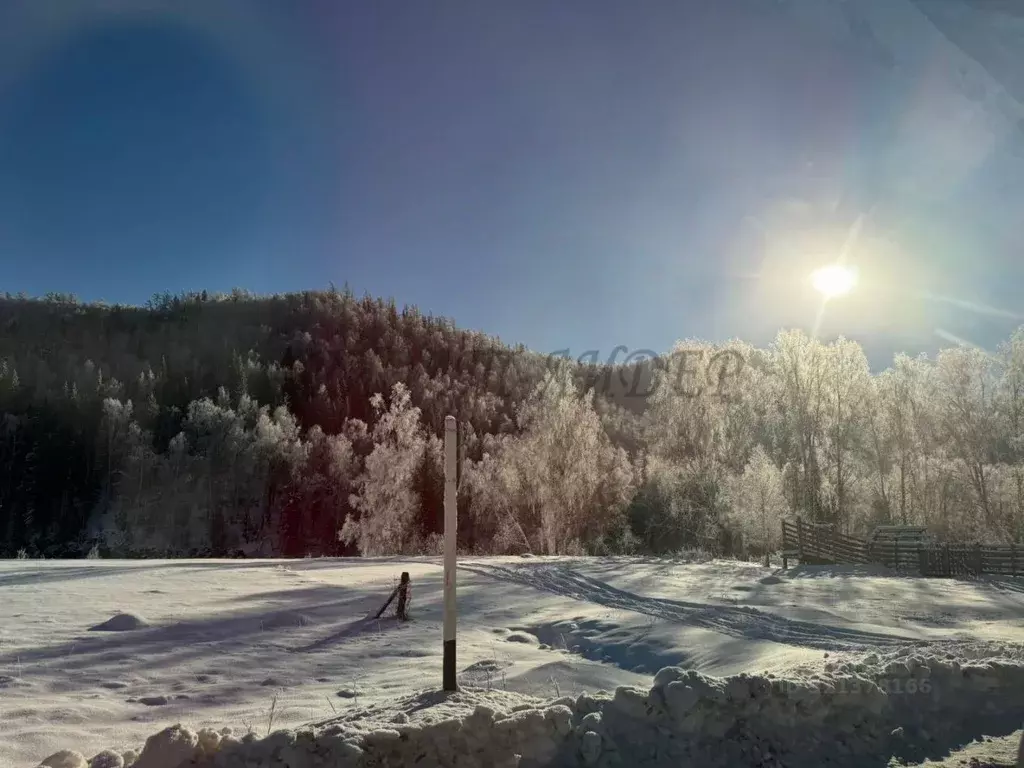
341 382 426 555
728 446 786 559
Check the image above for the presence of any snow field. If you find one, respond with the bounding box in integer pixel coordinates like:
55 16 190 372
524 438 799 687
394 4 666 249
5 556 1024 767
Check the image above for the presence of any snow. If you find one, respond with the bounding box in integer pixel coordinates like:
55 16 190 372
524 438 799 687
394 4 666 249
89 614 150 633
29 644 1024 767
3 556 1024 767
37 751 89 768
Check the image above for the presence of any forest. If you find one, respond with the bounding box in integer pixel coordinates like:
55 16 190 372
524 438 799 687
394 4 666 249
1 288 1023 559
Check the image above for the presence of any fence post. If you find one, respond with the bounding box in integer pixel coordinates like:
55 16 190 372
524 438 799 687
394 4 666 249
894 539 900 570
443 415 458 692
396 572 410 620
374 572 411 620
1012 543 1017 577
974 543 983 577
797 516 804 563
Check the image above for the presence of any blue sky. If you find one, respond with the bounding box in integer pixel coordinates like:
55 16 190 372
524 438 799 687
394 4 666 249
1 1 1022 369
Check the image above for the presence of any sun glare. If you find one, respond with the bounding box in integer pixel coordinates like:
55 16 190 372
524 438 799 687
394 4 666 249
811 264 857 298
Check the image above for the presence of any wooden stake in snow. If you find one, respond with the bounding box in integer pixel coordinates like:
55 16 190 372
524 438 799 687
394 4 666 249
396 572 410 620
374 572 411 620
443 414 458 691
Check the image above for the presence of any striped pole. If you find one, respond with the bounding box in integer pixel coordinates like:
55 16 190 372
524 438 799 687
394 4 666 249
443 415 458 691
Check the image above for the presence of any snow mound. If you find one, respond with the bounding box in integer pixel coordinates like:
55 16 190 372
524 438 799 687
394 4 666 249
505 630 539 645
462 659 515 680
322 687 543 729
86 750 125 768
89 613 150 632
74 645 1024 768
37 750 88 768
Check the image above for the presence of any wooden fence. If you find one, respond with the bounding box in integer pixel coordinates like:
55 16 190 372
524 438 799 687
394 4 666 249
781 517 1023 578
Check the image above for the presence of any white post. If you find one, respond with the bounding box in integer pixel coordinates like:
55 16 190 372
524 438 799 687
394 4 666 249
443 415 458 691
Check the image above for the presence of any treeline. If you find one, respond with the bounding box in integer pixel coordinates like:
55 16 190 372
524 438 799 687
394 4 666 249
1 289 1022 558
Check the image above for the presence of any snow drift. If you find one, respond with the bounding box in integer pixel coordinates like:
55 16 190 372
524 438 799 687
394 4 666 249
88 613 150 632
37 642 1024 768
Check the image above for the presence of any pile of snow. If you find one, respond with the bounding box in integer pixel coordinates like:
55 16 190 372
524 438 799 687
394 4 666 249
88 613 150 632
40 643 1024 768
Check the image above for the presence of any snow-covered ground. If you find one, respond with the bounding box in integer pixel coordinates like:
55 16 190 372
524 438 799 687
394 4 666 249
3 555 1024 766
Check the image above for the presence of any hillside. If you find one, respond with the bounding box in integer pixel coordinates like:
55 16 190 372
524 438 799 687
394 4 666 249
0 290 649 558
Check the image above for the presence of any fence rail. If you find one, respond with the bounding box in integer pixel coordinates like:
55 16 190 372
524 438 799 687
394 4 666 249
781 517 1022 578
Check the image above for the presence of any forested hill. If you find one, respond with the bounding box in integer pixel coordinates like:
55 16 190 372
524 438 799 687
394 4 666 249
3 289 1024 560
0 289 649 557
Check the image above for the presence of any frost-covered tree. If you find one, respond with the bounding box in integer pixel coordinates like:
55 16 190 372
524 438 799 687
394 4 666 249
470 367 634 554
819 338 872 530
341 382 426 555
462 436 535 554
866 355 929 525
933 347 999 535
518 367 635 553
645 341 731 479
768 330 830 521
728 446 786 559
994 331 1024 541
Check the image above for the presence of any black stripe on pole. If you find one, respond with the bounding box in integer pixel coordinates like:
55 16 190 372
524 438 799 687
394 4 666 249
443 638 457 691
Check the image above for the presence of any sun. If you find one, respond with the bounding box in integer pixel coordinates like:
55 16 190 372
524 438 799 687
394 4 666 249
811 264 857 298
